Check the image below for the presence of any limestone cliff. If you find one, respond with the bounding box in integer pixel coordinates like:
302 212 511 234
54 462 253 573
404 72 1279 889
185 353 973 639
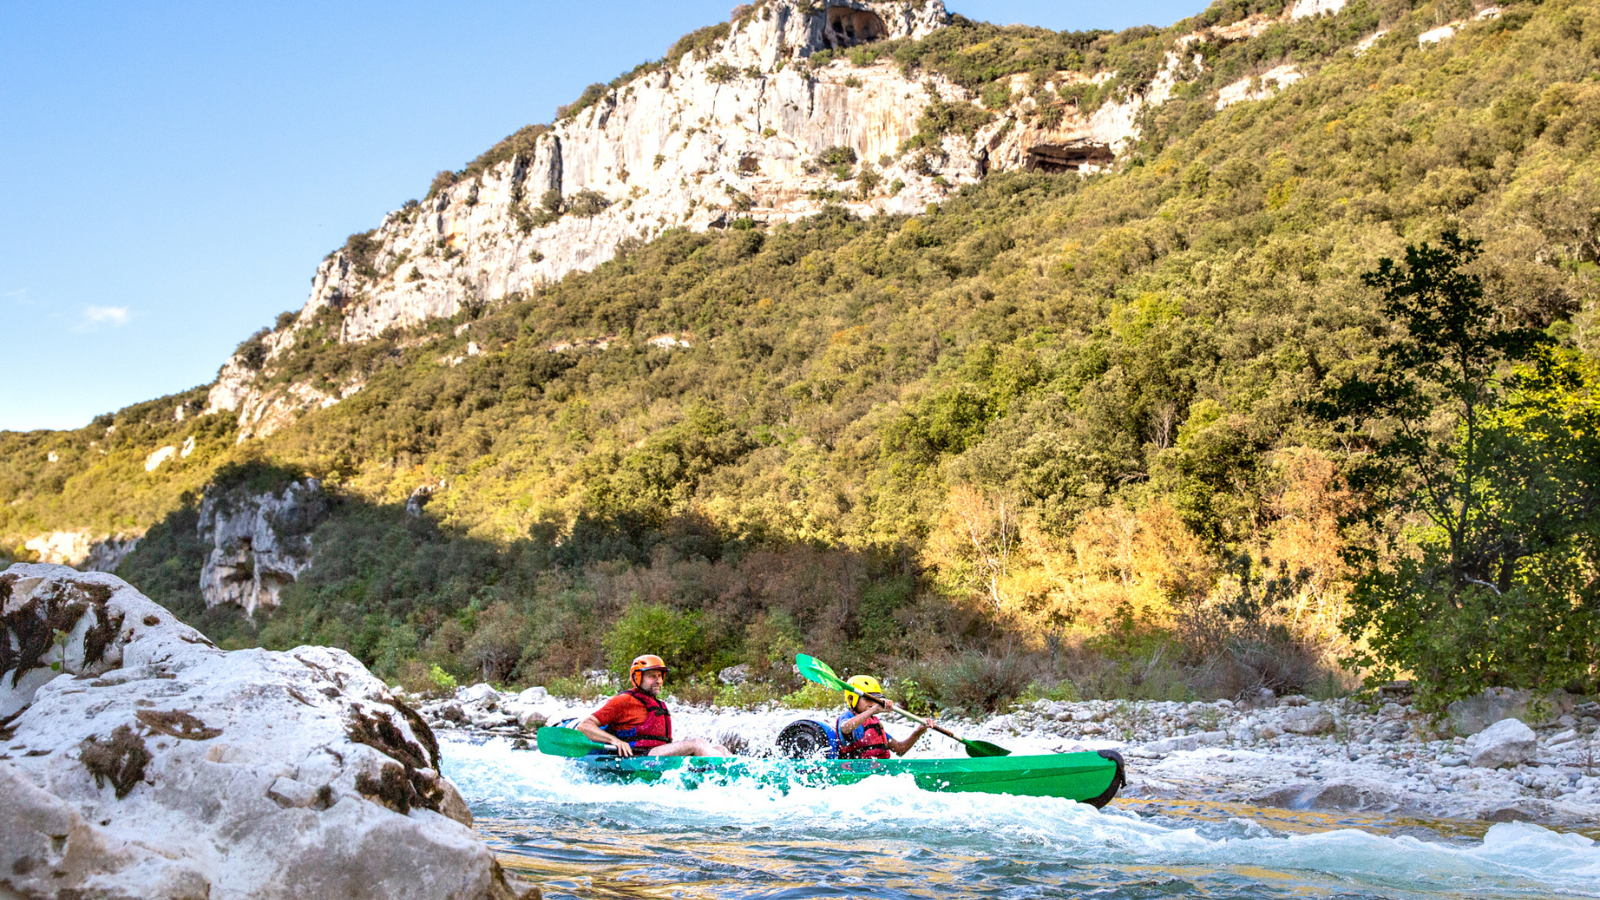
21 531 140 573
204 0 1355 439
197 478 327 616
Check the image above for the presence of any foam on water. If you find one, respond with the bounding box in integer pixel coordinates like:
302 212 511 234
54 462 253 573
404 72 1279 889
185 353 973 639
443 736 1600 899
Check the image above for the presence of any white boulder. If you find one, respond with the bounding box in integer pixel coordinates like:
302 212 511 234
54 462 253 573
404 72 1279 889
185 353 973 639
1133 731 1228 756
1469 718 1538 769
1279 706 1336 736
0 564 536 900
456 683 500 705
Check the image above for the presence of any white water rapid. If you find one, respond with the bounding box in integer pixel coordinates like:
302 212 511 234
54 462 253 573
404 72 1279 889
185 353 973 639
442 735 1600 899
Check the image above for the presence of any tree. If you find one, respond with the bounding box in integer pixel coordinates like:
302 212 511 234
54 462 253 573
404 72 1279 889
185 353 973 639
1315 233 1549 589
1310 232 1597 704
934 484 1018 608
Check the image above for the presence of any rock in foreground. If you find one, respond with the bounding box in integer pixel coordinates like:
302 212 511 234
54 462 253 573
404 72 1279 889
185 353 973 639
0 564 536 900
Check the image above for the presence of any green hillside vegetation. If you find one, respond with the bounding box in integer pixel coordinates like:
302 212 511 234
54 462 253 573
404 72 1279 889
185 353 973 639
4 0 1598 712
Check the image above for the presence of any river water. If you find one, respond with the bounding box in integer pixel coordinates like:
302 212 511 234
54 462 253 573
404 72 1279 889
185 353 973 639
442 736 1600 899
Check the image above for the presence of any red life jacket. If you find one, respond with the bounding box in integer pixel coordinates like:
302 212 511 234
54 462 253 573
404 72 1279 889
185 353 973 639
835 710 891 759
605 689 673 750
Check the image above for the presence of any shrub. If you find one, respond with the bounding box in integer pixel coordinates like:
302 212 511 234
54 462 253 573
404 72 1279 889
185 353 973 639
429 664 459 694
905 651 1033 714
343 230 382 278
1015 680 1081 707
567 190 610 218
426 170 459 200
663 22 730 68
1061 630 1201 702
781 682 840 710
892 676 936 716
462 602 529 685
855 166 881 199
714 681 780 708
557 83 609 120
742 608 804 675
603 602 704 677
459 123 549 182
819 146 858 166
667 676 720 706
545 674 610 702
234 328 271 371
903 95 993 151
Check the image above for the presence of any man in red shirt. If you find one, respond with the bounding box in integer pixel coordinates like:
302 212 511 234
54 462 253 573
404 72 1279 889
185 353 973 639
576 654 730 757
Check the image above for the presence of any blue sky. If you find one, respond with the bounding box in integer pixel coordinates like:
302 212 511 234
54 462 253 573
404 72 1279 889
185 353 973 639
1 0 1199 432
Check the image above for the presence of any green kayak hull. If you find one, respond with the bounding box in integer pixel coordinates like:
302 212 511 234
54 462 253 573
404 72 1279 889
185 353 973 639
565 749 1126 807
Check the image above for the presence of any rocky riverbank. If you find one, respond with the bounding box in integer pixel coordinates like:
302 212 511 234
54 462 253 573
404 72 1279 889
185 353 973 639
414 682 1600 831
0 565 538 900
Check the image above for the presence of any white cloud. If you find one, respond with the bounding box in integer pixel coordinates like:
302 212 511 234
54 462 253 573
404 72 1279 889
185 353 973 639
81 305 132 327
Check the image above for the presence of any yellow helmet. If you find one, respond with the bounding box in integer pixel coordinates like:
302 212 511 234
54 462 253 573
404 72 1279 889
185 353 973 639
844 675 882 709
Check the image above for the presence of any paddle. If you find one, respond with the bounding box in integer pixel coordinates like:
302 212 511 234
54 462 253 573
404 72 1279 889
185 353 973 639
794 654 1011 758
535 725 615 758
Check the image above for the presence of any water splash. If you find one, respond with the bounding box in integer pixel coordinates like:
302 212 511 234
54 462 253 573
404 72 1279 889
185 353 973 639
443 736 1600 900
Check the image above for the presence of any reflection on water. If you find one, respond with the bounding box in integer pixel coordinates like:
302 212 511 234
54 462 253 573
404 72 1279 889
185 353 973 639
1120 797 1600 843
443 736 1600 900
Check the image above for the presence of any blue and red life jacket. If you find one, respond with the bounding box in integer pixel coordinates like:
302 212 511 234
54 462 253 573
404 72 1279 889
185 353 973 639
605 689 673 751
835 707 891 759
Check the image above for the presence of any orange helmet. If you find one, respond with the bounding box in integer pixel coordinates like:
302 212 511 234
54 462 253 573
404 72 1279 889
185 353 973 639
629 654 670 689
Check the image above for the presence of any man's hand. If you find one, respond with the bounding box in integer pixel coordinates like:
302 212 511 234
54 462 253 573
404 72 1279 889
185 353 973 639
576 715 633 757
864 694 895 714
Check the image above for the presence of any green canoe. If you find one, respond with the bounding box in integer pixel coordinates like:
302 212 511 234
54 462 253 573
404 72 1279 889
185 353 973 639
545 742 1126 807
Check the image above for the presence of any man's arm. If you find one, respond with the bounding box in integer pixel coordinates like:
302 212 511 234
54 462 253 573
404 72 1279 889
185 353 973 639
577 714 633 757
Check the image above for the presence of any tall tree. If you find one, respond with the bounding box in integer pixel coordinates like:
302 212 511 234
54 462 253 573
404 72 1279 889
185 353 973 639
1315 232 1549 593
1310 232 1600 705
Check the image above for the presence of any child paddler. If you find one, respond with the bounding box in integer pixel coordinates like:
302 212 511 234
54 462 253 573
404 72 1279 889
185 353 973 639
577 654 731 757
835 675 928 759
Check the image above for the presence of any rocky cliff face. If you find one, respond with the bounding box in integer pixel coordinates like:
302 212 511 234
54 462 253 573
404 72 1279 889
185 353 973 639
21 531 140 573
0 564 535 900
197 478 327 616
204 0 1357 439
206 0 967 433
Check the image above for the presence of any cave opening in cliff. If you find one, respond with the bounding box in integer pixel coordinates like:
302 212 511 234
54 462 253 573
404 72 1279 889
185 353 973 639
1025 142 1115 174
824 6 887 49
